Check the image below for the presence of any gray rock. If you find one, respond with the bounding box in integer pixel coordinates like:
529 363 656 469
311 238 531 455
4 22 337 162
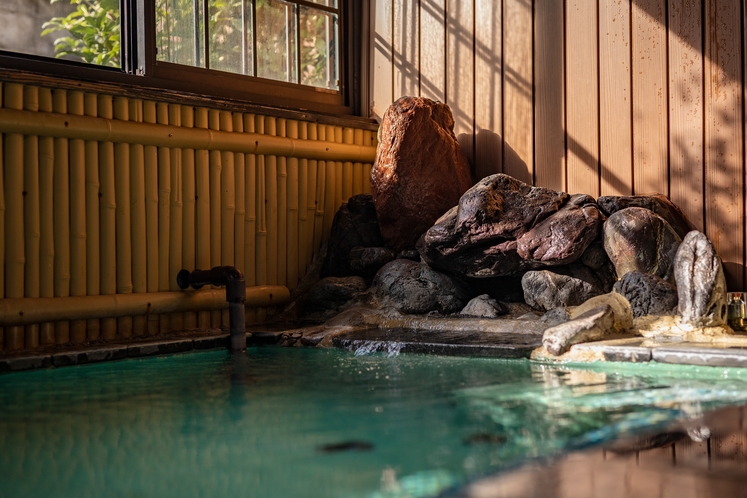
543 304 615 356
597 194 696 239
349 246 397 277
581 238 611 270
674 231 727 326
522 267 604 311
460 294 508 318
321 194 385 278
371 259 471 314
298 276 368 317
540 307 571 327
603 207 681 281
613 271 678 318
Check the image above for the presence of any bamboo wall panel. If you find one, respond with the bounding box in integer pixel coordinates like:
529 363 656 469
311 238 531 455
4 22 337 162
0 82 376 352
369 0 747 288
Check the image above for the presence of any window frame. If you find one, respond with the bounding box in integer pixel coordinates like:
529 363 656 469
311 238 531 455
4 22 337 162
0 0 369 118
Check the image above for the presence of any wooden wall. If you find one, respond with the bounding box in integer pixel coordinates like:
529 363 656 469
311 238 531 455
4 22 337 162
370 0 747 290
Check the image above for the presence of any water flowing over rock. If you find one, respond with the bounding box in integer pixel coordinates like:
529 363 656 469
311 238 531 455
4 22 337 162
418 174 569 277
603 207 681 281
371 96 473 251
371 259 471 314
321 194 384 278
613 271 678 318
460 294 508 318
597 194 696 239
522 266 604 310
674 231 727 327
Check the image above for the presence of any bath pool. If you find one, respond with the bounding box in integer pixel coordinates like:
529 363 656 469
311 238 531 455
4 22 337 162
1 346 747 498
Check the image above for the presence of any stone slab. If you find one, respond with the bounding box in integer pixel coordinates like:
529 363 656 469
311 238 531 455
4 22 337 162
52 346 128 367
652 345 747 368
127 339 195 358
193 334 229 350
0 354 52 372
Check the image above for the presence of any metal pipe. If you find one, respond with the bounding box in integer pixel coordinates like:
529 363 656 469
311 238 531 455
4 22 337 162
0 107 377 162
0 285 289 327
176 266 251 351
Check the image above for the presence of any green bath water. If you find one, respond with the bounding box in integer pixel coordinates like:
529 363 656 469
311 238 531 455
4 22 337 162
2 346 747 498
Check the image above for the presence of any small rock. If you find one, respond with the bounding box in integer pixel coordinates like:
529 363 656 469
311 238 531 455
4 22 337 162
371 259 471 314
603 207 681 281
543 305 615 356
597 194 696 239
298 276 368 317
674 231 727 326
460 294 508 318
570 292 634 333
349 246 397 277
613 271 678 318
540 307 571 327
581 238 611 270
522 269 604 310
396 249 421 262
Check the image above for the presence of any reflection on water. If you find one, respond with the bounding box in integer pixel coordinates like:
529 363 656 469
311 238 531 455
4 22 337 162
0 348 747 498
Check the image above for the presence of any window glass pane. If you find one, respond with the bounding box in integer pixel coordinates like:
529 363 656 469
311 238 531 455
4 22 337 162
1 0 120 67
256 0 297 84
299 6 337 90
306 0 337 8
208 0 248 74
156 0 205 67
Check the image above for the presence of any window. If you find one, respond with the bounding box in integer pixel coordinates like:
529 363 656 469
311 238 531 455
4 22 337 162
0 0 366 116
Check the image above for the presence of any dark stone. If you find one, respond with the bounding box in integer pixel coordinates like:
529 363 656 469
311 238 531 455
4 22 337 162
396 249 421 262
194 335 230 350
597 194 696 239
418 174 568 277
321 194 385 278
540 307 571 327
371 259 471 314
468 275 526 303
516 194 604 266
128 339 194 357
581 238 611 270
613 271 678 318
0 355 52 372
460 294 508 318
298 276 368 316
349 246 397 277
603 207 681 281
371 97 473 251
522 266 605 311
674 231 727 326
543 304 615 356
52 346 128 366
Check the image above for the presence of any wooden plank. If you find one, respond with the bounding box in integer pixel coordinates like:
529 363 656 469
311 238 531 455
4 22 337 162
599 0 633 196
503 0 533 184
371 0 393 119
475 0 503 181
447 0 474 167
566 0 599 196
534 0 565 191
632 0 668 195
393 0 419 99
705 0 743 290
668 0 704 230
420 0 446 101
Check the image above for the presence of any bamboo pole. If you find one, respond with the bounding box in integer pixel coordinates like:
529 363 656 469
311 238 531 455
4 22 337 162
233 113 246 279
312 123 326 254
4 84 25 349
208 110 222 328
306 124 318 268
353 129 364 196
323 125 336 241
38 88 55 345
52 89 71 344
181 105 197 330
195 108 211 330
0 285 291 326
277 119 287 288
157 102 171 334
23 86 40 349
168 104 184 332
286 120 299 290
333 126 343 213
265 117 278 287
219 112 235 329
98 95 117 340
0 108 377 162
84 93 101 340
68 91 87 343
143 101 159 335
129 99 147 337
342 127 354 202
297 122 309 277
113 96 132 339
363 131 374 195
255 115 267 323
243 114 257 325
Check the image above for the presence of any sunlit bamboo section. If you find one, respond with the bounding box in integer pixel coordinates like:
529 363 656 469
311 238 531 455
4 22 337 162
0 81 377 352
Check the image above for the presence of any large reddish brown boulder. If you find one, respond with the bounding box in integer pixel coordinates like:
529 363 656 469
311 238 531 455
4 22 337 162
371 97 473 251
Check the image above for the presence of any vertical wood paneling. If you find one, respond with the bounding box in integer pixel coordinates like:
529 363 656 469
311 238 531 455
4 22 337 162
633 0 669 195
503 0 533 184
372 0 393 118
447 0 475 167
393 0 419 99
599 0 633 196
566 0 599 196
475 0 503 180
705 0 743 289
534 0 565 191
420 0 446 101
